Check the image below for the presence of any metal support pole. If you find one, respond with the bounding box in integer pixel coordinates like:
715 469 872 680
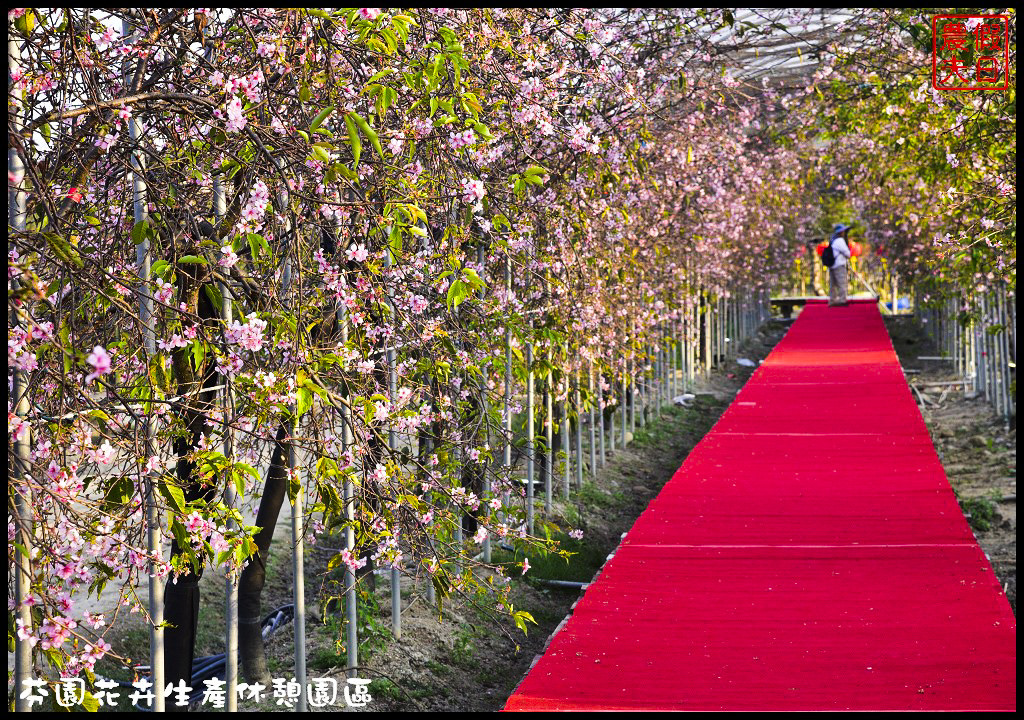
120 20 165 708
691 296 698 384
718 297 723 365
684 296 691 387
341 316 359 677
526 328 535 535
717 297 724 367
288 415 307 711
10 36 34 709
545 347 553 514
574 363 584 491
974 300 981 395
664 325 670 402
503 256 512 500
422 431 436 609
478 245 491 563
726 298 732 358
981 295 990 403
673 316 680 399
608 364 616 453
561 361 571 498
619 356 627 447
12 356 32 713
453 445 463 576
628 322 637 435
383 248 402 640
653 339 661 418
950 297 958 376
638 344 647 430
660 326 667 415
987 295 995 407
598 367 607 465
685 300 693 386
999 289 1012 421
214 170 239 712
993 293 1004 417
972 302 980 395
703 290 712 376
588 360 598 478
999 291 1010 421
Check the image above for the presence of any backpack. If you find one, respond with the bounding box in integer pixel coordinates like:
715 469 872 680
820 240 836 268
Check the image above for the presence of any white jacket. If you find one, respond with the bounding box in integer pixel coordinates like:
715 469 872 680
831 237 851 268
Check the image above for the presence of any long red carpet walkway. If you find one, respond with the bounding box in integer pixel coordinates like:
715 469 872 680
505 299 1016 711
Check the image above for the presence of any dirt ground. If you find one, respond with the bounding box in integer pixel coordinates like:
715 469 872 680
95 309 1015 712
884 314 1016 613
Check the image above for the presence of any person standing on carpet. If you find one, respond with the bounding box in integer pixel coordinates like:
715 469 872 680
828 223 852 306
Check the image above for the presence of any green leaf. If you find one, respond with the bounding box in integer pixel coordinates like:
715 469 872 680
311 105 335 131
150 357 169 393
462 267 485 290
246 232 270 260
352 113 384 158
80 691 100 713
43 232 83 268
159 480 186 513
300 83 311 103
297 387 313 417
473 121 493 141
366 67 395 84
427 56 442 92
388 223 403 256
312 145 332 164
288 465 302 504
190 340 206 372
446 278 470 308
203 284 223 313
513 609 537 634
236 462 260 481
178 255 207 265
151 259 170 279
14 9 35 34
59 322 72 373
344 113 362 168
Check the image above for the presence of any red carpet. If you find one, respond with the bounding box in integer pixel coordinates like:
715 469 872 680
504 299 1016 711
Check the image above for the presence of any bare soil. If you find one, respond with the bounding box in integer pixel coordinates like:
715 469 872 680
884 314 1016 613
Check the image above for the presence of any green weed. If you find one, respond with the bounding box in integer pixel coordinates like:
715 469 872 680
962 496 997 531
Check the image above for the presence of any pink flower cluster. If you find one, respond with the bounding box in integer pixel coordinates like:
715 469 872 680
410 117 433 139
449 128 477 150
225 313 268 352
215 351 244 377
236 179 271 235
154 277 174 305
85 345 112 383
347 243 369 263
460 178 486 204
339 548 368 572
219 245 239 268
225 96 247 133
